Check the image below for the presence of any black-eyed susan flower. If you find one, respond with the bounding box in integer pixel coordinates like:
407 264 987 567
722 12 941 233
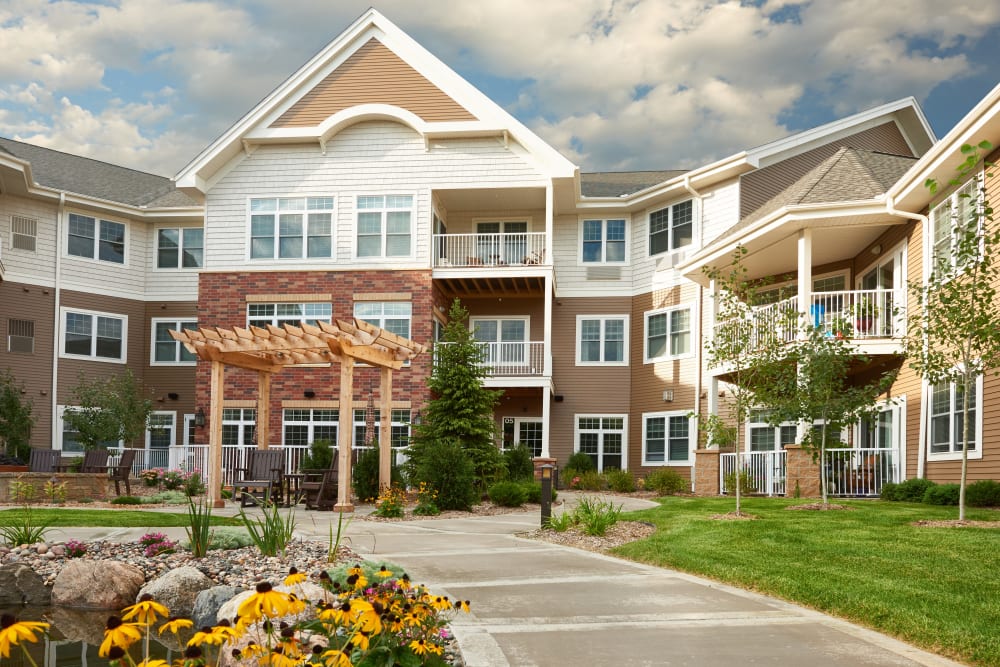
455 599 472 613
409 638 429 656
283 566 306 587
136 659 170 667
186 625 232 648
321 648 352 667
398 573 412 590
158 617 194 636
237 582 292 621
286 592 307 616
349 599 382 634
99 616 143 657
259 648 300 667
0 614 50 659
430 595 452 611
122 594 170 626
376 564 393 578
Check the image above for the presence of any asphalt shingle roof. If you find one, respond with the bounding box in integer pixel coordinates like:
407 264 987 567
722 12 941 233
0 137 199 208
581 170 688 197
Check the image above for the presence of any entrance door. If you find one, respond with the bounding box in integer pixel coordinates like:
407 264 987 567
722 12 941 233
857 245 904 337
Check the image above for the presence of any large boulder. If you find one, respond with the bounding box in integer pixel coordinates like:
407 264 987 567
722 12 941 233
138 566 214 619
216 581 326 625
0 563 51 606
192 585 243 628
52 560 144 610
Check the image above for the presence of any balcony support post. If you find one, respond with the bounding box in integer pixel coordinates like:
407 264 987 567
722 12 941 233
796 229 813 444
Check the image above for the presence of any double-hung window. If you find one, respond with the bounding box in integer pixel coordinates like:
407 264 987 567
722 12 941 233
355 302 411 339
577 315 627 365
68 213 125 264
357 195 413 258
222 408 256 447
248 303 332 329
283 409 339 447
929 376 981 457
152 319 197 364
353 409 412 448
645 306 692 362
157 227 204 268
250 197 334 259
648 200 693 256
575 416 625 471
62 308 126 362
930 176 981 273
643 412 694 465
748 410 798 451
581 218 626 263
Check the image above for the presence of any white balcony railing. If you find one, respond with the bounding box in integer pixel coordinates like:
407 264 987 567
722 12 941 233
433 233 546 268
435 341 545 377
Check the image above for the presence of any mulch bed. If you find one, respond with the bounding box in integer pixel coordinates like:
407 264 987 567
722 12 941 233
912 519 1000 528
785 503 854 511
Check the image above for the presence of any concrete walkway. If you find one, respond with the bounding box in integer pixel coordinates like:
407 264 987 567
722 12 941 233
48 497 961 667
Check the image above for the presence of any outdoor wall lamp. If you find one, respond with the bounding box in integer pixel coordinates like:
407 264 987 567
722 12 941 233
194 408 206 427
303 390 316 398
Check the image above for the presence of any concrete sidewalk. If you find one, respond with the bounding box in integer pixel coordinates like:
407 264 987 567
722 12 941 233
49 497 962 667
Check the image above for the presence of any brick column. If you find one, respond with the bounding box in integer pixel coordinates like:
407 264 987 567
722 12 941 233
694 449 721 496
784 445 820 498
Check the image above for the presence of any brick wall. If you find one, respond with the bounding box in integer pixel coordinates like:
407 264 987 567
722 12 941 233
694 449 721 495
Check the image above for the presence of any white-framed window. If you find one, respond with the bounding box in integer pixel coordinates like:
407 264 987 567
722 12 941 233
283 408 339 447
247 303 332 329
474 219 529 265
151 319 198 365
472 317 529 366
61 308 127 363
930 174 982 273
354 301 411 338
575 415 626 471
648 199 693 256
643 411 695 465
157 227 204 268
747 410 799 451
581 218 626 264
147 412 176 468
645 305 692 362
353 408 411 448
928 375 982 459
501 417 544 456
57 405 120 453
11 215 37 252
249 197 334 260
576 315 628 365
356 195 413 258
67 213 126 264
222 408 256 447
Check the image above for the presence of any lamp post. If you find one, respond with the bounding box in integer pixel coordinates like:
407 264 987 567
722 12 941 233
540 463 554 528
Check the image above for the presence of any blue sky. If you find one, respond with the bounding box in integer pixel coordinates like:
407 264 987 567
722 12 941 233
1 1 998 177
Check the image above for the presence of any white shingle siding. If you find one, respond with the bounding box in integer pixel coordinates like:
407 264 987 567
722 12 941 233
0 195 58 286
552 214 634 298
701 179 740 247
59 211 147 299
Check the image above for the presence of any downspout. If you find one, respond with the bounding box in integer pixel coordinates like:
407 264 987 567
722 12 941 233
52 193 65 450
886 196 929 480
684 173 704 491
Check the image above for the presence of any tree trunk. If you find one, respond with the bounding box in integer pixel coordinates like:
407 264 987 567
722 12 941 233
960 373 971 521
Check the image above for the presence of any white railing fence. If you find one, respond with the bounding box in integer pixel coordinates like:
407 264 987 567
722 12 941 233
720 451 787 497
433 232 546 268
823 447 899 497
435 341 545 377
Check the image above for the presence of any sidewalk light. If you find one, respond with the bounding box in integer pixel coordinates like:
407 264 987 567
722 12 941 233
540 464 554 528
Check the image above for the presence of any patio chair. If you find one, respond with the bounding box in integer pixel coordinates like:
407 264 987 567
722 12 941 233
301 457 339 511
56 449 110 473
28 448 61 473
234 449 285 507
107 449 138 496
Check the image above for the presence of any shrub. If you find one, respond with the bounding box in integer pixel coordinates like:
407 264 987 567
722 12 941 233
645 468 688 496
64 539 87 558
488 481 528 507
413 438 477 511
923 483 961 506
110 495 142 505
195 527 253 551
352 445 403 503
887 477 937 502
142 490 188 505
183 470 206 497
412 482 440 516
299 438 335 471
576 470 606 491
966 480 1000 507
574 496 623 536
504 445 536 482
373 485 406 518
520 480 556 504
879 482 899 501
722 471 755 495
604 468 636 493
140 468 161 487
564 451 595 476
138 531 177 557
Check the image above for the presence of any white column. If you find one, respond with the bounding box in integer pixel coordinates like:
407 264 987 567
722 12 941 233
797 229 813 443
541 387 551 458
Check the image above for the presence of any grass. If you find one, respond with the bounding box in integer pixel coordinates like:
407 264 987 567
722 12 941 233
0 508 241 528
616 497 1000 666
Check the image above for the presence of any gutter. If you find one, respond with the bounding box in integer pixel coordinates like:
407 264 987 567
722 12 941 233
51 193 64 451
684 173 704 492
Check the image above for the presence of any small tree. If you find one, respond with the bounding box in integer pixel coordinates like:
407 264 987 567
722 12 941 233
406 299 505 493
62 369 153 450
0 370 34 461
907 141 1000 520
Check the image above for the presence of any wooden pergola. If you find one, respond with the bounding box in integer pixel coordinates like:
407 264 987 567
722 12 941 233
170 319 427 510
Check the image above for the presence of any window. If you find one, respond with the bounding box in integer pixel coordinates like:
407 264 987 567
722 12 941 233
67 213 125 264
11 215 37 252
248 303 332 329
250 197 334 260
644 412 694 465
8 319 33 353
575 416 625 471
152 319 197 364
748 410 798 451
929 376 981 457
283 409 339 447
648 200 693 256
472 317 529 366
581 218 626 263
354 302 411 338
931 176 981 272
58 406 119 453
645 306 692 362
157 227 204 268
222 408 256 447
356 195 413 258
353 409 411 448
577 315 627 365
62 309 126 362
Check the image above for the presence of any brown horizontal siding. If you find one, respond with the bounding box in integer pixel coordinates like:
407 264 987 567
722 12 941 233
0 282 55 449
272 39 477 127
144 302 198 429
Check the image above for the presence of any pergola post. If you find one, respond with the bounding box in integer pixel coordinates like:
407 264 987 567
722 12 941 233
335 358 355 512
257 371 271 449
379 365 393 491
209 360 225 508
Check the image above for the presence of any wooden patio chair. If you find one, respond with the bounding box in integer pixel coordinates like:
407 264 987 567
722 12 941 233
234 449 285 507
56 448 110 473
106 449 138 496
301 457 339 511
28 448 61 473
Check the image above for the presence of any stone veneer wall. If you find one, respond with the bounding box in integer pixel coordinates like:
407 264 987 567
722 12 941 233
694 449 721 495
0 473 111 502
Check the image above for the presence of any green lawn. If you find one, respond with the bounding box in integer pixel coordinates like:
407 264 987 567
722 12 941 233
0 508 241 527
616 497 1000 666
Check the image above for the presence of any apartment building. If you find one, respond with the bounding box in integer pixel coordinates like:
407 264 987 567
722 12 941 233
2 9 994 492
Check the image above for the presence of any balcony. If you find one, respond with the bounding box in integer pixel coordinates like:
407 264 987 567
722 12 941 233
433 233 547 269
436 341 546 378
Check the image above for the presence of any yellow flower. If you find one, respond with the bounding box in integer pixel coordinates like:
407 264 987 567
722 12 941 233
0 614 50 659
100 616 143 657
398 573 412 590
186 625 233 647
409 638 429 656
123 594 170 626
137 660 171 667
286 592 308 616
429 595 452 611
283 566 307 587
158 617 194 636
237 582 292 621
259 646 301 667
455 599 472 613
351 631 371 651
321 648 353 667
349 599 382 634
346 565 368 590
376 564 393 578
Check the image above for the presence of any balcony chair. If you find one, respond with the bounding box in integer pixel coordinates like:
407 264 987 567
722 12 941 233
233 449 286 507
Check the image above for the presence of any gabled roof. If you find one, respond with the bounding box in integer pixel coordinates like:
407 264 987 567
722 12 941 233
580 170 688 197
0 136 199 208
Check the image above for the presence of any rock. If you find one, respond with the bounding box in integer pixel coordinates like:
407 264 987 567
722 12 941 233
49 605 107 646
138 566 214 619
216 589 254 625
50 545 66 557
192 585 243 628
0 563 51 606
35 543 48 554
52 560 144 610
